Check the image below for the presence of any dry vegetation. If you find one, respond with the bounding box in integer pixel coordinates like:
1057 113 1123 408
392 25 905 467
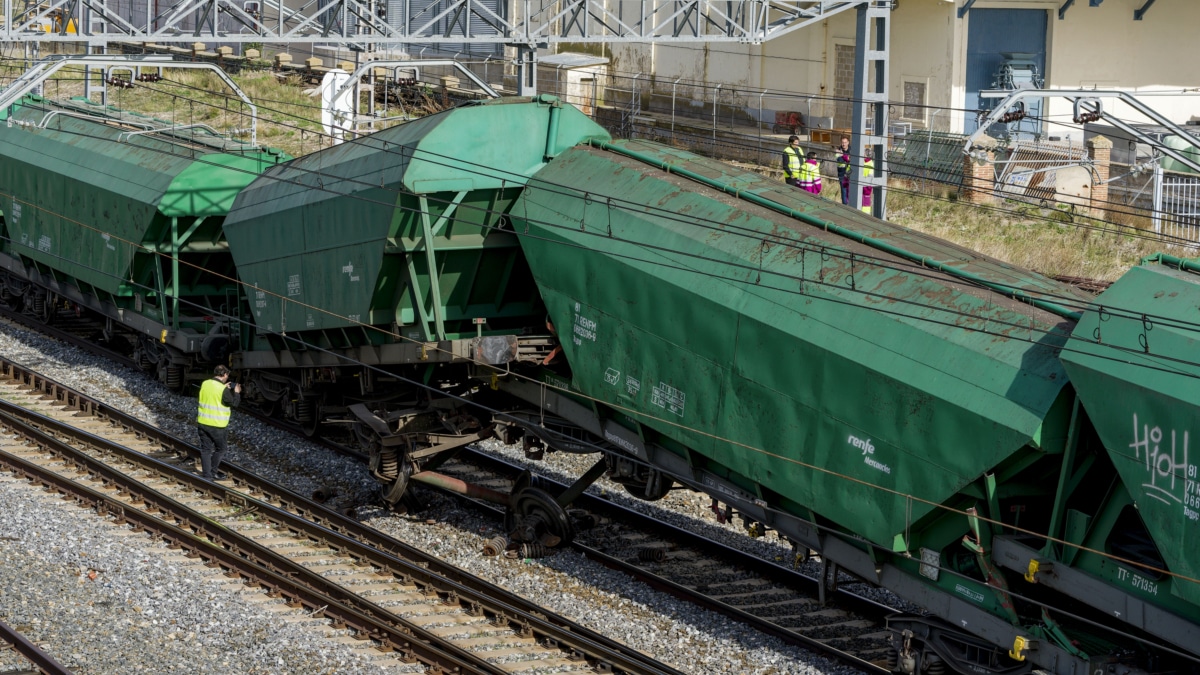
0 55 432 157
881 189 1179 282
2 51 1188 281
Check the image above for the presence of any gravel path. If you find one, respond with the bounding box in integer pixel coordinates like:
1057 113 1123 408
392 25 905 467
0 317 868 674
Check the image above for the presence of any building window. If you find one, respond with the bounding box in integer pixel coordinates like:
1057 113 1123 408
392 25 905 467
902 79 928 125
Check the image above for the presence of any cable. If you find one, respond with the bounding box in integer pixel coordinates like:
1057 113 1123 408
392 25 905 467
2 86 1200 595
14 79 1200 367
11 56 1195 237
5 236 1199 605
11 91 1200 355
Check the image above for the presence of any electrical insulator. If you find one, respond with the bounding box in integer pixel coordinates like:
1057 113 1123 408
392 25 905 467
1073 98 1103 125
1000 110 1027 124
997 102 1026 125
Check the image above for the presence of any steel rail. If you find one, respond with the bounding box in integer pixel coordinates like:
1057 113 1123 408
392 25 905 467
0 618 73 675
443 449 896 675
0 306 888 673
0 357 684 675
0 407 507 675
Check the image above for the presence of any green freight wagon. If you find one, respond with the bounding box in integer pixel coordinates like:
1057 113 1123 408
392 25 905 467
503 137 1199 675
0 94 285 387
221 95 610 448
1061 254 1200 611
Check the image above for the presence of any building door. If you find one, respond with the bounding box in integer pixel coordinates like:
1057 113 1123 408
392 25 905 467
965 8 1047 135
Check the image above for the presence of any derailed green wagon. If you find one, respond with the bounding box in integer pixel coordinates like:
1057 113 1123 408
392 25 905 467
501 137 1200 675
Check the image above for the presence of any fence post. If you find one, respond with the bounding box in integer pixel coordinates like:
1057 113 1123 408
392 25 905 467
1153 162 1164 234
962 148 996 204
758 89 768 167
1087 135 1112 218
712 84 722 142
671 77 682 134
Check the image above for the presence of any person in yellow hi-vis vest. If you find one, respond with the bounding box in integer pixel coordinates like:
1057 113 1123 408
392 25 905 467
859 157 875 213
197 364 241 481
781 135 804 188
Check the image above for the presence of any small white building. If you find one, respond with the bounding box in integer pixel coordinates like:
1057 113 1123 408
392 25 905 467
596 0 1199 140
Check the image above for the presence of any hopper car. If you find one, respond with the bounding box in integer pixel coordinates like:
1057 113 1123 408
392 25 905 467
0 90 1197 675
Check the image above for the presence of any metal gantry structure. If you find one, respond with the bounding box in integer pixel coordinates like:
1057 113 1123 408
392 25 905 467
1 0 879 46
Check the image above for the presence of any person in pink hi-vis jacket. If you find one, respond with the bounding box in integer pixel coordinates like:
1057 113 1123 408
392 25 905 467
798 152 823 196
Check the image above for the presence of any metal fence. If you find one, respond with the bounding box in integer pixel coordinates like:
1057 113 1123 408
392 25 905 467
991 140 1091 206
886 130 967 192
1157 172 1200 241
1108 163 1200 238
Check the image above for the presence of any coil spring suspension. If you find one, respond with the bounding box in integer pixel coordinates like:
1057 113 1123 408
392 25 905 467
505 542 548 559
377 445 401 481
513 513 545 544
165 366 183 389
294 398 314 422
31 293 46 317
637 547 666 563
311 487 338 503
482 536 508 557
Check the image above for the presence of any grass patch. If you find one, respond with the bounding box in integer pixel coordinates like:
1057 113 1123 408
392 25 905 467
0 54 427 157
880 189 1178 282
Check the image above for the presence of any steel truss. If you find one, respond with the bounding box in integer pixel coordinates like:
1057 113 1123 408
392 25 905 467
1 0 877 46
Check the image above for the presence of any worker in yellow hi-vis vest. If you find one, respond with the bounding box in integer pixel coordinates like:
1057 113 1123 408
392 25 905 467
859 157 875 213
781 135 804 188
197 364 241 481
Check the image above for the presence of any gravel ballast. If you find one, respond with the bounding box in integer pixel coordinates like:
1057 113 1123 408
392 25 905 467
0 471 402 674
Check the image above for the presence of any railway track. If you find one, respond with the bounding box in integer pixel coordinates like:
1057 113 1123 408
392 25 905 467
0 618 73 675
426 451 898 675
0 361 682 675
0 304 900 674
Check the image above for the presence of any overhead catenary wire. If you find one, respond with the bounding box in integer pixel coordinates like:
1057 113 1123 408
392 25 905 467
9 231 1200 613
8 86 1200 352
10 75 1200 350
11 69 1200 482
11 57 1192 235
141 65 1200 241
2 73 1200 598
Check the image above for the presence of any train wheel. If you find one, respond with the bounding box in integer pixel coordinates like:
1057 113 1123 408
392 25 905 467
381 458 413 509
620 470 674 501
505 486 575 547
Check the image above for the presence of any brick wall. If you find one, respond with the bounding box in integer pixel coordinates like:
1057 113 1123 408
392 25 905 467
1088 136 1113 217
962 150 996 204
834 45 855 129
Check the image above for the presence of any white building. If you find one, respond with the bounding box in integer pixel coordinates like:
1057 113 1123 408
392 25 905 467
595 0 1199 140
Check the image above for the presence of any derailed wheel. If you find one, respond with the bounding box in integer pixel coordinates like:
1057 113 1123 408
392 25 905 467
621 470 673 501
505 487 575 547
380 453 414 508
